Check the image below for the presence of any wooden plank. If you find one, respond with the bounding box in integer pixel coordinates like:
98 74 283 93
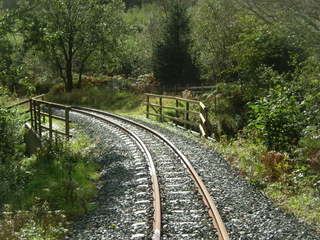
199 112 206 124
145 93 200 104
6 99 30 109
159 97 163 122
146 95 149 118
148 103 199 115
199 101 206 110
33 99 69 109
19 109 30 115
49 106 53 140
41 125 71 137
65 107 70 140
40 112 67 122
30 99 34 128
199 124 206 137
176 99 179 118
150 104 159 114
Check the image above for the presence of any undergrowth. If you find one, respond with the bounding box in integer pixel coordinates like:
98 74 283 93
46 85 143 115
0 134 100 240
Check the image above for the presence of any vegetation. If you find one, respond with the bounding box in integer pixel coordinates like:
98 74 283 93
0 89 99 239
152 0 199 87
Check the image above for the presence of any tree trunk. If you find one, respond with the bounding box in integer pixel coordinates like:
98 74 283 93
65 59 73 92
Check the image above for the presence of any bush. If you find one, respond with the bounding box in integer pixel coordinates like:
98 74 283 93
0 202 69 240
0 90 26 205
248 85 304 152
203 83 247 138
298 127 320 170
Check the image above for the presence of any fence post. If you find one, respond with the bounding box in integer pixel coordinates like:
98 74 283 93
30 99 34 128
176 99 179 120
185 101 189 129
33 99 38 132
65 106 70 140
37 102 42 138
159 96 163 122
49 105 53 140
146 95 150 119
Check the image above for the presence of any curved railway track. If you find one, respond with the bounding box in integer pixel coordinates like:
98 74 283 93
71 106 229 240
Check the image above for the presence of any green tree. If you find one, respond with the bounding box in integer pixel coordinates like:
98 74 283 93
18 0 126 92
191 0 239 82
152 0 199 87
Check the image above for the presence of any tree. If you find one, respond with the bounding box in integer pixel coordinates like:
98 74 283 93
191 0 239 82
18 0 126 92
152 0 199 87
234 0 320 51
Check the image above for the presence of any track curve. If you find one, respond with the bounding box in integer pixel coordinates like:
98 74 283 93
71 106 229 240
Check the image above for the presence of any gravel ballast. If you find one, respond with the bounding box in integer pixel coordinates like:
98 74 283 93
67 109 320 239
68 113 153 240
130 117 320 240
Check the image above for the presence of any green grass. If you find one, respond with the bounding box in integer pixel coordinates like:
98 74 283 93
11 134 99 215
0 133 100 240
46 86 144 115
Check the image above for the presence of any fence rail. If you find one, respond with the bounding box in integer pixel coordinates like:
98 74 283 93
6 96 71 141
145 93 210 137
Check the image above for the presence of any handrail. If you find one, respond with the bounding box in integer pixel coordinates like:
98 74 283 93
145 93 210 137
7 95 71 141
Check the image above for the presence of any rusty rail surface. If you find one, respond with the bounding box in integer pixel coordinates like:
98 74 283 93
145 93 210 137
71 107 162 240
72 106 229 240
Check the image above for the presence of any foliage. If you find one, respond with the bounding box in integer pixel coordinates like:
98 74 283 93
248 85 304 152
152 0 199 87
203 83 247 138
12 136 99 215
0 90 26 205
17 0 127 92
0 202 69 240
230 16 304 85
47 84 143 113
191 0 239 81
298 127 320 171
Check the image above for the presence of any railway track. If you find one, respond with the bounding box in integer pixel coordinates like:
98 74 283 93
70 106 229 240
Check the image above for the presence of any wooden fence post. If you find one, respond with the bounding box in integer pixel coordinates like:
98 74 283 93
146 95 150 119
30 99 34 128
176 99 179 120
65 106 70 140
185 101 189 129
159 96 163 122
33 99 38 132
49 105 53 140
37 102 42 138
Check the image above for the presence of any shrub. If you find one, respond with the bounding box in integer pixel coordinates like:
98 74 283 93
203 83 247 138
0 202 69 240
248 85 304 152
298 127 320 170
260 151 291 181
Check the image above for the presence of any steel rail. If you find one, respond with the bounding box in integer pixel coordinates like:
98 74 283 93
71 108 161 240
72 106 230 240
